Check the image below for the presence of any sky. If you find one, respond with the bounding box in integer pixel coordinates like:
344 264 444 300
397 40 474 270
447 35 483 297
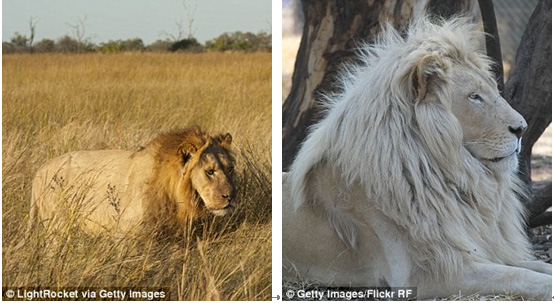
2 0 272 44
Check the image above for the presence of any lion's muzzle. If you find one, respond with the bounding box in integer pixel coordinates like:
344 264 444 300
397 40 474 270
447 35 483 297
208 203 234 216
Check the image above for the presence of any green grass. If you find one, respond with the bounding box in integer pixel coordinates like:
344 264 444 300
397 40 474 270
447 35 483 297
2 52 272 300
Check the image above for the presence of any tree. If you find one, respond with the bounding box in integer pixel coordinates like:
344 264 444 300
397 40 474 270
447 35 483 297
169 38 202 52
282 0 551 224
68 16 89 53
10 32 29 53
504 0 552 224
160 20 186 43
55 35 81 53
183 0 197 39
34 39 55 53
255 31 272 52
121 38 145 52
98 40 124 53
28 17 37 54
161 1 197 43
205 31 271 52
205 33 234 51
147 39 173 52
2 42 16 54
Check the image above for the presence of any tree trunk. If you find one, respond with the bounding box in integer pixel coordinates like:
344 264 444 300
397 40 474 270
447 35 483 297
282 0 472 170
504 0 552 217
477 0 504 92
528 181 552 227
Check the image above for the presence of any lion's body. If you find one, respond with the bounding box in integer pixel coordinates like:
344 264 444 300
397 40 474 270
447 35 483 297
283 16 551 299
31 149 146 234
30 127 236 236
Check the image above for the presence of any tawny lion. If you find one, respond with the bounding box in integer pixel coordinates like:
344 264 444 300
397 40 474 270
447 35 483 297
29 127 236 237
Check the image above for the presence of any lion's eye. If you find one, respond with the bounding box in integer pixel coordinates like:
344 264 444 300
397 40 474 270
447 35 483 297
206 169 215 176
468 93 483 102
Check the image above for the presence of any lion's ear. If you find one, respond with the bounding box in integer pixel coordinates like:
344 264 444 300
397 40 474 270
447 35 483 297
412 54 447 102
178 142 198 163
216 133 232 148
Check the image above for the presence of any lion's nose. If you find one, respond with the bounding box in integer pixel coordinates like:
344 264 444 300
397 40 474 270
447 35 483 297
508 124 527 139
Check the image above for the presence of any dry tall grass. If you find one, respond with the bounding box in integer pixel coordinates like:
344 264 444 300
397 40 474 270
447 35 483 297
2 52 271 300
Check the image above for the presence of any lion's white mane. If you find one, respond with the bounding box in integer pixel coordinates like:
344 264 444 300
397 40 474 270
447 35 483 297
289 16 531 279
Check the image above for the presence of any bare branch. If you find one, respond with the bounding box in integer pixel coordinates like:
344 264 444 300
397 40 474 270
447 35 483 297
160 1 197 42
67 15 88 52
183 0 197 39
160 20 185 42
28 17 37 54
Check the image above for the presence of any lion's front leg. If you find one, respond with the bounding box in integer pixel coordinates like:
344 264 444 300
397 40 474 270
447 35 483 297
417 263 552 300
513 260 552 275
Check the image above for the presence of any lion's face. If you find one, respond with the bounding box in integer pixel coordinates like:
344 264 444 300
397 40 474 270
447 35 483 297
182 133 236 217
450 67 527 173
191 147 236 216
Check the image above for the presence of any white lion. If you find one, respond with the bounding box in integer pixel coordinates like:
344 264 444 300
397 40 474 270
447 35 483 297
283 16 551 300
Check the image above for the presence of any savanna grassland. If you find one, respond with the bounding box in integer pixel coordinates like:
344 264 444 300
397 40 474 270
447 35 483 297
2 52 271 300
